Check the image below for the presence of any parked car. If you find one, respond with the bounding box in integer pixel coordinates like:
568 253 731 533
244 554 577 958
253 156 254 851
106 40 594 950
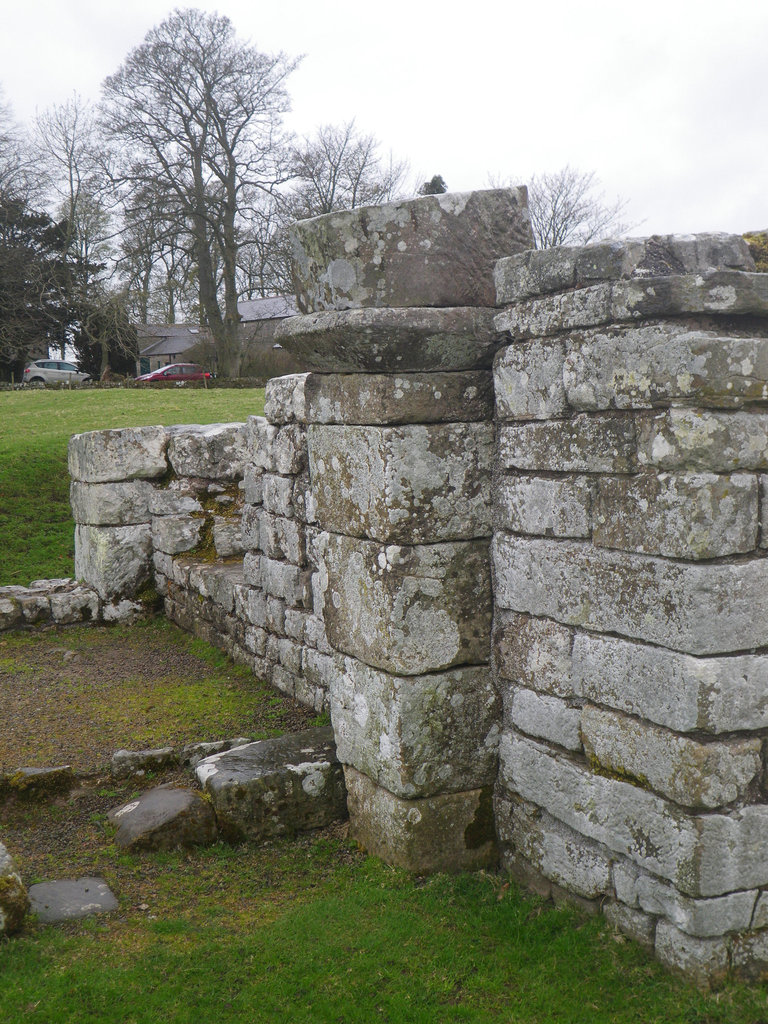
135 363 212 383
23 359 91 385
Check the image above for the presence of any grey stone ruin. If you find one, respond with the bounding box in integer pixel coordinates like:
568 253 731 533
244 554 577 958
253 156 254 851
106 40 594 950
54 188 768 986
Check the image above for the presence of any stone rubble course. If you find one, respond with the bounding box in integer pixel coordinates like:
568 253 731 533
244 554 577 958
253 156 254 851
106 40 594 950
196 727 347 841
275 306 504 373
27 878 118 924
108 786 218 851
0 579 101 631
0 842 29 935
289 188 532 312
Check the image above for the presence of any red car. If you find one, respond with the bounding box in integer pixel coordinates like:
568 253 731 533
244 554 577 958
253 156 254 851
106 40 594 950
135 363 212 383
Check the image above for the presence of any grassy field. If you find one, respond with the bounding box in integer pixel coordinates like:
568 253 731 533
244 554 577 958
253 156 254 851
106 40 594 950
0 387 265 586
1 388 767 1021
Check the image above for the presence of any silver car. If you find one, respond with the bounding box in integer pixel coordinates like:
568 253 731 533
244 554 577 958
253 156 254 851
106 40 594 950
23 359 91 385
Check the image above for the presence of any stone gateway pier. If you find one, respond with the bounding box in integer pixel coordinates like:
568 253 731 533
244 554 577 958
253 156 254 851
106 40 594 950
64 189 768 985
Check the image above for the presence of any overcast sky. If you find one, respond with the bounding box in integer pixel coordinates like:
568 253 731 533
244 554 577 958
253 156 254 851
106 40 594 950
1 0 765 237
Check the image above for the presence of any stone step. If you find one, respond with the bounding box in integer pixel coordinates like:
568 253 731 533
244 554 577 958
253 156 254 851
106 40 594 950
195 726 347 841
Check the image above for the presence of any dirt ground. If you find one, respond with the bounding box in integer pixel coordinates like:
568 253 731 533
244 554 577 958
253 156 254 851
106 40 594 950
0 619 327 893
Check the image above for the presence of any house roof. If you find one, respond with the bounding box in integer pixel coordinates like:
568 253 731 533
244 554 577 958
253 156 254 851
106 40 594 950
137 297 297 357
237 295 298 321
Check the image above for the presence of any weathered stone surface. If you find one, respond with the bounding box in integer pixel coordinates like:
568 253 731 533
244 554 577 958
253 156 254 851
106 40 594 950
494 233 754 303
564 323 768 411
496 272 768 341
68 425 167 483
74 523 152 601
0 595 23 629
603 902 657 949
309 423 493 543
242 466 263 505
151 515 203 555
212 518 243 558
5 765 74 799
732 930 768 983
180 738 252 768
497 415 637 473
196 727 347 841
573 632 768 734
111 747 177 778
289 188 532 312
304 371 494 425
108 786 218 851
0 842 28 934
275 307 503 373
581 706 761 809
317 532 491 675
494 476 592 538
593 472 758 559
28 878 117 924
262 473 296 518
500 732 768 897
508 690 582 751
330 656 499 798
167 423 247 479
249 420 307 476
613 860 757 938
49 585 100 624
495 796 611 899
264 373 309 424
187 562 243 613
637 408 768 471
148 479 204 516
344 766 497 873
258 511 306 565
492 611 575 698
654 920 730 988
258 556 308 607
493 534 768 655
494 339 568 420
70 480 154 526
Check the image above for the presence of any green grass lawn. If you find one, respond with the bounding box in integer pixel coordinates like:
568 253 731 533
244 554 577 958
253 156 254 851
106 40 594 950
1 388 767 1021
0 387 265 586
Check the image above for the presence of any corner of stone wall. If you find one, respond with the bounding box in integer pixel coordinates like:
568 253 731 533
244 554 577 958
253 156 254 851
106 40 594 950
491 231 768 985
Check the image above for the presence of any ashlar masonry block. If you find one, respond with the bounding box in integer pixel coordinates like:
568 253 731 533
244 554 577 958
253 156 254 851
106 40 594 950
308 423 493 544
317 532 491 675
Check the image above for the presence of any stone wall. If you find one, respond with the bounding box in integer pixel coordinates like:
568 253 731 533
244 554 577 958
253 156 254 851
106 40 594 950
46 189 768 984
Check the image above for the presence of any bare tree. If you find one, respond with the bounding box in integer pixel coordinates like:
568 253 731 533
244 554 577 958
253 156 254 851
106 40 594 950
284 120 408 219
491 166 634 249
100 8 299 376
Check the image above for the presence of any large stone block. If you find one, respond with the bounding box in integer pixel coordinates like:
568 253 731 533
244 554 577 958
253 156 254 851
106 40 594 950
492 611 575 698
654 920 730 988
167 423 247 479
275 306 503 373
196 727 347 841
497 415 637 473
573 632 768 734
593 472 758 559
494 475 592 538
581 706 761 809
68 425 167 483
496 272 768 341
564 323 768 411
316 532 491 675
493 534 768 655
264 373 309 424
309 423 493 543
151 515 203 555
289 188 532 313
495 796 612 899
637 408 768 472
304 371 494 425
70 480 154 526
344 766 497 873
494 339 568 420
74 523 152 601
330 656 500 798
258 510 307 565
494 233 754 303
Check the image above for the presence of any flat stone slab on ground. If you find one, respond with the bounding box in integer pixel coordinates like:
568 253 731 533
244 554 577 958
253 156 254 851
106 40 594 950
28 878 118 924
196 726 347 841
108 785 218 851
3 765 75 799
